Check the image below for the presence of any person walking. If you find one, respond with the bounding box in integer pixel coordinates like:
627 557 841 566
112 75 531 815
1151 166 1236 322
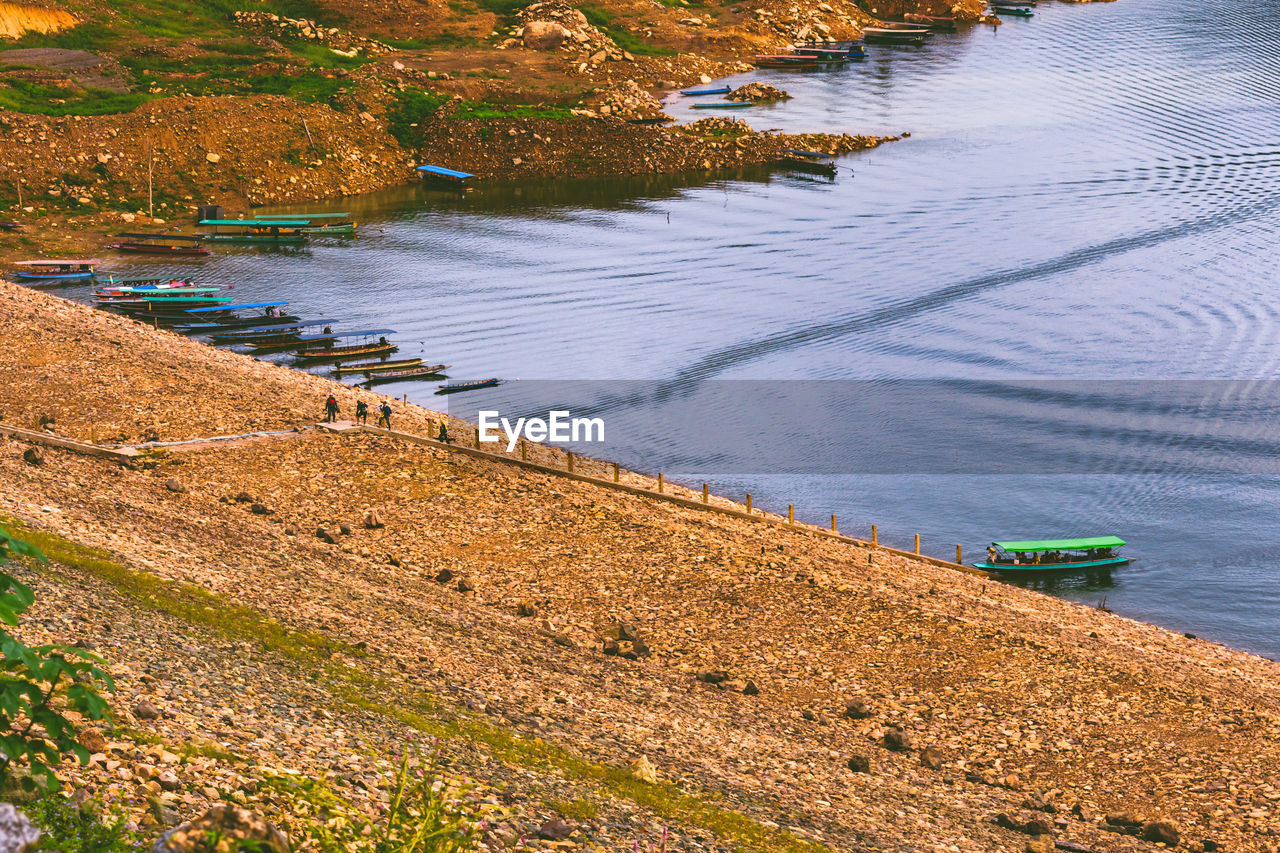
323 394 339 423
355 400 368 425
378 402 392 429
437 420 454 444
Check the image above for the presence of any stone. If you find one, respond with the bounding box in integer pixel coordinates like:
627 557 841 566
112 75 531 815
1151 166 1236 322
78 727 107 753
617 621 639 642
364 509 384 529
516 600 537 617
536 818 574 840
456 578 474 593
1106 813 1143 828
165 478 186 493
387 553 402 567
697 670 730 684
317 527 338 544
602 638 620 655
21 447 42 466
847 754 870 773
1024 840 1053 853
802 708 818 721
152 804 288 853
523 20 568 49
844 699 872 719
882 727 911 752
205 152 221 163
1142 821 1179 846
435 568 454 583
158 770 180 792
338 523 353 535
0 803 39 853
742 680 760 695
629 755 658 784
249 503 272 515
134 699 160 720
919 745 944 769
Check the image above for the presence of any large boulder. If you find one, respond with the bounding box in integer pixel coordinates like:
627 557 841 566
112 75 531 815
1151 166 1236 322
0 803 40 853
152 805 289 853
522 20 567 49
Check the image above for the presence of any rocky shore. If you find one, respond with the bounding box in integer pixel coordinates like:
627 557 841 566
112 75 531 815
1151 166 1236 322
4 282 1280 852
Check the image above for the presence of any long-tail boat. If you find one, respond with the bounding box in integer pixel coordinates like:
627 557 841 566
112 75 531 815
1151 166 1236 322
125 301 292 324
992 5 1033 15
862 27 930 44
11 259 100 281
108 233 212 256
196 219 309 244
362 364 451 385
971 537 1129 575
679 85 731 96
248 331 341 353
417 165 476 190
902 13 957 30
331 358 424 376
255 213 357 237
774 149 838 176
435 378 504 394
691 101 755 109
295 341 399 363
176 317 338 335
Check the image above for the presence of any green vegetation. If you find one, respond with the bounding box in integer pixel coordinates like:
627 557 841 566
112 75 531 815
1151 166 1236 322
5 516 831 853
23 792 143 852
577 6 676 56
0 81 151 117
388 88 574 147
0 525 114 794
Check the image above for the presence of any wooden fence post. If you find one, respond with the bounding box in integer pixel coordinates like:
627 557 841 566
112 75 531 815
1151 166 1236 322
702 483 708 503
745 494 751 513
956 544 962 565
788 504 794 524
831 514 837 532
871 524 877 545
914 534 920 555
567 451 574 473
657 473 664 493
613 462 619 482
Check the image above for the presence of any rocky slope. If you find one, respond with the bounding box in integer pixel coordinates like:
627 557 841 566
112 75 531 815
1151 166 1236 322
2 282 1278 853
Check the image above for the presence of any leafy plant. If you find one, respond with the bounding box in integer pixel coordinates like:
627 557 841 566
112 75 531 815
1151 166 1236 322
0 524 114 792
268 742 479 852
576 6 676 55
24 790 143 852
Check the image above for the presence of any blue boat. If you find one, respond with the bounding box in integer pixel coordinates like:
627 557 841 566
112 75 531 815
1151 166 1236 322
418 165 476 188
435 378 504 394
972 537 1129 575
993 6 1033 15
690 102 753 110
11 259 100 281
680 85 731 96
184 301 289 314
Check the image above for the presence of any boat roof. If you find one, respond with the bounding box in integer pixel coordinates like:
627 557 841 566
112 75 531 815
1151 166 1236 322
417 165 476 180
993 536 1126 552
327 328 396 337
289 332 342 343
186 301 289 313
198 219 311 227
14 258 101 266
255 213 352 219
114 233 203 241
210 318 339 334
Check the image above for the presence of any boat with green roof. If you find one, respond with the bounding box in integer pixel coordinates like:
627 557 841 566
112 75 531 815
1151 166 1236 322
972 536 1129 574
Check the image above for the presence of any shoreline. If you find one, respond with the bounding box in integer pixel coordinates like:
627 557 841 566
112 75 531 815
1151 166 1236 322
3 280 1280 852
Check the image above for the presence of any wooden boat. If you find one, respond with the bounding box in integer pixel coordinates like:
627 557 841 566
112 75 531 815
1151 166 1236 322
252 214 356 238
972 537 1129 575
331 358 424 376
435 378 503 394
98 297 233 312
177 317 337 335
902 13 957 30
752 55 823 69
417 165 476 189
680 85 731 96
108 233 212 256
196 219 309 244
94 286 219 298
993 5 1033 15
361 364 451 384
296 342 398 363
992 0 1035 6
248 331 340 353
11 259 100 281
862 27 929 43
690 101 754 109
774 149 838 176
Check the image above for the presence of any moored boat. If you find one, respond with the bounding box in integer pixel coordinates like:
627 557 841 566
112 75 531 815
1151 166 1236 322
862 27 930 44
902 13 957 30
361 364 451 384
11 259 100 281
436 378 504 394
972 537 1129 575
993 5 1033 15
108 233 212 256
680 85 731 95
418 165 476 190
296 342 398 362
196 219 309 244
331 358 424 376
690 101 754 109
774 148 838 176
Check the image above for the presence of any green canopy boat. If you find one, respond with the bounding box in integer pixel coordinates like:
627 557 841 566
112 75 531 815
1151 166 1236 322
196 219 309 244
972 536 1128 574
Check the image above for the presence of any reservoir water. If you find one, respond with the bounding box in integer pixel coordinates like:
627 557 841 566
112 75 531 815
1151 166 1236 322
80 0 1280 656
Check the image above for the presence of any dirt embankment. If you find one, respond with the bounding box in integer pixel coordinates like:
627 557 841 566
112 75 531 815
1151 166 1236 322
2 282 1279 853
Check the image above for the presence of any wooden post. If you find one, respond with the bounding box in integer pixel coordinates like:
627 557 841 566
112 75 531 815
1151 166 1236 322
567 451 574 473
613 462 619 483
146 133 154 219
871 524 877 545
473 428 480 449
402 393 407 403
788 504 794 524
520 440 527 461
745 494 751 513
153 317 159 329
956 544 962 565
427 419 433 436
303 117 316 151
702 483 708 504
30 416 37 430
89 427 96 445
914 534 920 555
831 514 837 532
657 473 664 493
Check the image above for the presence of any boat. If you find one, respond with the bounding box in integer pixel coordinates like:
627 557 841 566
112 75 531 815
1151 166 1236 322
774 149 838 176
94 286 220 298
992 0 1036 5
95 276 199 289
417 165 476 189
972 537 1129 575
122 301 292 324
291 329 398 362
903 13 957 29
196 219 309 244
993 5 1033 14
175 317 337 335
436 378 504 394
362 364 451 384
97 296 233 312
247 331 341 353
862 27 930 44
680 85 731 96
11 259 100 281
108 233 212 256
331 358 424 376
254 213 357 237
690 101 755 109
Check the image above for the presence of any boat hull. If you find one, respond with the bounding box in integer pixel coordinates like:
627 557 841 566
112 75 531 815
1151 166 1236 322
295 344 398 363
110 244 212 256
973 556 1129 575
13 271 95 281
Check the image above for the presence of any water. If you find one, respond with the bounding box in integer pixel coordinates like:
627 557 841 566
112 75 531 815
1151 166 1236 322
75 0 1280 656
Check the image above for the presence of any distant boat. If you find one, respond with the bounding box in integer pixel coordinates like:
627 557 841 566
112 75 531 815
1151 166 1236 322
680 85 731 95
774 148 838 176
436 378 503 394
972 537 1129 575
862 27 930 44
690 101 754 109
993 5 1033 15
331 357 424 376
902 13 957 30
11 259 100 281
362 364 451 384
108 233 211 256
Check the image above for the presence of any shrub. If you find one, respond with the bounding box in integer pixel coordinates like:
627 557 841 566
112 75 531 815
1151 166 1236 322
0 524 114 793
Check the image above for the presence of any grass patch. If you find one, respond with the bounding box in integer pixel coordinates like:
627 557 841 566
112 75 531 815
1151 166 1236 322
389 87 574 145
0 81 151 116
5 516 830 853
380 33 481 49
577 5 676 55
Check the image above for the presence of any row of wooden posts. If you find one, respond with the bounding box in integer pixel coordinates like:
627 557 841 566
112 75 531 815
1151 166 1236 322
419 409 967 568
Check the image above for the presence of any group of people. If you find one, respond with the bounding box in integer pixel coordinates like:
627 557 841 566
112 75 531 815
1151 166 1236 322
324 395 392 428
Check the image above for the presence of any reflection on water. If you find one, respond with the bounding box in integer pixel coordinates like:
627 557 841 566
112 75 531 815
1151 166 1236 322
60 0 1280 658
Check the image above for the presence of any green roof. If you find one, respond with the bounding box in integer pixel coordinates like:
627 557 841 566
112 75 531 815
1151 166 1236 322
993 536 1125 552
